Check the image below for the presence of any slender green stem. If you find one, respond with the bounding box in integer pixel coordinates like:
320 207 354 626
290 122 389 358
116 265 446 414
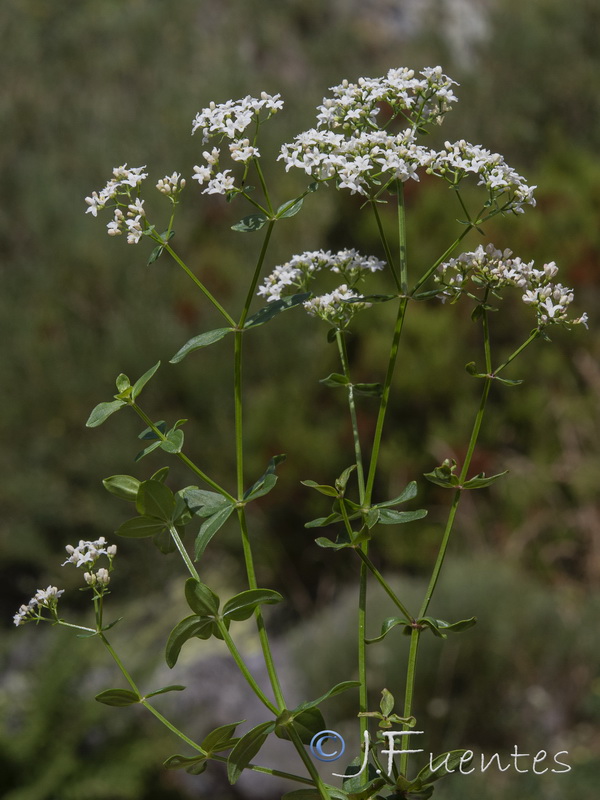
354 549 413 623
253 158 274 215
371 201 401 291
396 182 408 293
212 754 314 785
237 508 286 710
131 403 236 503
336 331 365 502
399 629 421 776
364 298 408 504
217 619 279 714
410 225 474 294
162 243 236 326
287 726 333 800
357 554 368 738
494 329 540 375
141 701 206 754
168 524 200 581
99 633 140 694
57 620 97 633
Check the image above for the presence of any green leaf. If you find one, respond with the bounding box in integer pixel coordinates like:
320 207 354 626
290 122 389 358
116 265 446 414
335 465 357 493
170 328 233 364
227 721 276 784
131 361 161 400
184 488 231 517
314 536 352 550
231 213 269 232
374 481 418 508
161 429 184 454
222 589 283 621
462 470 508 489
184 578 220 616
276 707 326 744
293 680 360 714
301 480 338 497
147 244 165 265
319 372 349 388
152 527 177 555
144 685 186 699
365 616 407 645
151 466 170 483
424 460 460 488
165 615 215 668
117 516 167 538
244 293 311 329
413 749 473 787
102 474 140 502
276 197 304 218
424 616 477 637
194 504 235 559
115 374 131 392
305 513 344 529
134 440 162 462
138 421 167 440
86 399 126 428
163 753 208 773
95 689 140 707
353 382 384 398
136 480 175 521
202 720 245 753
243 454 286 500
377 508 427 525
494 375 523 386
380 688 395 717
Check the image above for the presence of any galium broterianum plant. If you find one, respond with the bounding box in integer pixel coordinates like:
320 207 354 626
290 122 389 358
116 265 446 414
16 67 586 800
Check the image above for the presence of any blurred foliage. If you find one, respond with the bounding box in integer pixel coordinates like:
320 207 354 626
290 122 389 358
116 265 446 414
1 0 599 798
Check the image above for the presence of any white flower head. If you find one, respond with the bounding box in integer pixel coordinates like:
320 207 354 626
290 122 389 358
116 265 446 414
13 586 64 626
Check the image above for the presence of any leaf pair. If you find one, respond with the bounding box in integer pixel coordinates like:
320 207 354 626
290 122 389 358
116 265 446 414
424 458 507 490
86 362 161 427
366 615 477 645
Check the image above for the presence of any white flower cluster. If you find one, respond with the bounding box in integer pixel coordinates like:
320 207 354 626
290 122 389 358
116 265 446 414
84 164 149 244
258 248 385 302
13 586 64 627
156 171 186 196
258 248 385 328
316 66 458 131
427 140 536 213
62 536 117 569
191 93 282 196
279 128 432 196
436 243 588 328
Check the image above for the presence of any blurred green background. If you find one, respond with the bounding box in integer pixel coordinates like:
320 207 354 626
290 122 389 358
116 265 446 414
1 1 599 798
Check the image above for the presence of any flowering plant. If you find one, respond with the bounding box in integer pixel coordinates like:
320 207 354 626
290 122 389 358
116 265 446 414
15 67 585 799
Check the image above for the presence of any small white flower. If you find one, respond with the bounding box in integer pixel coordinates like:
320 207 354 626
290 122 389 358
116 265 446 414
202 170 236 196
96 568 111 586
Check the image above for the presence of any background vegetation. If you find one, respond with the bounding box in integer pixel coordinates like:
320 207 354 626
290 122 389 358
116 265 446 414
1 1 599 798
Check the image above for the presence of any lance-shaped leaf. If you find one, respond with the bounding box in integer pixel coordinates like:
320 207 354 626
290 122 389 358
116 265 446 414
183 488 230 516
244 293 311 329
306 512 344 529
424 459 459 489
139 420 167 440
314 536 353 550
462 470 508 489
117 516 168 538
276 197 304 218
411 749 473 788
377 508 428 525
161 428 184 454
163 753 208 775
231 212 269 232
222 589 283 621
293 680 360 714
374 481 418 508
418 616 477 638
170 328 233 364
301 480 338 498
184 578 220 616
227 721 276 784
135 441 162 462
202 720 245 753
194 504 235 560
366 616 410 644
319 372 350 389
86 399 126 428
243 454 286 501
95 688 140 707
165 615 217 668
144 685 186 699
353 382 384 398
131 361 160 400
103 474 140 502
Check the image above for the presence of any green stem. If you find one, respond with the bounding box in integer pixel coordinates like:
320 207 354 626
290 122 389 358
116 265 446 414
336 331 365 502
364 298 408 504
217 619 279 714
371 201 401 291
411 225 474 294
354 549 413 623
212 754 314 785
168 524 200 581
162 243 235 326
141 701 206 754
99 633 140 694
57 620 97 633
399 629 421 776
396 182 408 293
131 403 236 503
287 725 333 800
493 329 541 375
